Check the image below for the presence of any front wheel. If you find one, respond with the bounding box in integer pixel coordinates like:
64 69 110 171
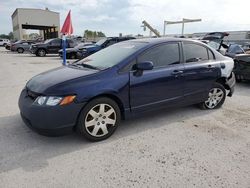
199 83 226 110
37 49 46 57
77 97 121 141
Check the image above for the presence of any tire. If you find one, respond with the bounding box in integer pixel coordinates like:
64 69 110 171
17 48 24 53
37 49 46 57
77 97 121 141
199 82 226 110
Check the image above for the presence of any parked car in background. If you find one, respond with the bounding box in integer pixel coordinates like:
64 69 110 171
30 38 77 57
11 41 36 53
77 37 136 59
58 42 94 59
19 38 235 141
0 39 10 47
201 32 229 55
226 44 250 82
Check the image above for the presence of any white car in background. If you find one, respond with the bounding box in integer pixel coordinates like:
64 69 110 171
0 39 10 47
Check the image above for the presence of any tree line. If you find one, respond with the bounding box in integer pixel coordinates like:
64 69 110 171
0 32 14 39
84 30 106 38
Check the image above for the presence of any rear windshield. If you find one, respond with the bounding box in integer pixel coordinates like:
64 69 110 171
76 41 148 69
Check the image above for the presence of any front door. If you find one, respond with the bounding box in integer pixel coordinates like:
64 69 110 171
130 42 184 113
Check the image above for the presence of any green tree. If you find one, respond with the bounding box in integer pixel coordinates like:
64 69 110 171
0 32 14 39
0 34 9 39
8 32 14 39
84 30 106 38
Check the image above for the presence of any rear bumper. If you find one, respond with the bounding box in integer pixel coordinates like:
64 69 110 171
226 72 236 97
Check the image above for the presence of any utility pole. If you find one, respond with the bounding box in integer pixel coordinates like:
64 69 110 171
163 18 202 36
141 20 161 37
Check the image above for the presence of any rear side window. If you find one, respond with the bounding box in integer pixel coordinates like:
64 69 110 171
184 43 210 63
138 43 180 68
51 39 61 45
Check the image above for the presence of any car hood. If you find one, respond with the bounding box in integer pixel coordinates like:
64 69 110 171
31 43 46 47
26 66 98 94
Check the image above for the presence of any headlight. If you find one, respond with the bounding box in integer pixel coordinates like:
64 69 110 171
32 45 37 48
34 95 76 106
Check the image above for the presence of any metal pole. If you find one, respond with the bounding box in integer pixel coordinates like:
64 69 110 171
182 21 185 35
163 21 166 36
62 35 66 66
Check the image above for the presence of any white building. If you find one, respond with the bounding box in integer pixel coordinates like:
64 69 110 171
11 8 60 40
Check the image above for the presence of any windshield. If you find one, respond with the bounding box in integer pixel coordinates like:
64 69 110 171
75 43 87 48
228 44 245 54
74 41 147 69
95 38 107 46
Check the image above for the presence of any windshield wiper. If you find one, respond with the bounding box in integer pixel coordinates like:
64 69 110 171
70 62 100 70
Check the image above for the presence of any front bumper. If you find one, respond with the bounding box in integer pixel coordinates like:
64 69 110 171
18 89 85 136
226 72 236 97
29 47 37 54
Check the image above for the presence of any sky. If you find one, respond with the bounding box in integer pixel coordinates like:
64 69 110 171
0 0 250 37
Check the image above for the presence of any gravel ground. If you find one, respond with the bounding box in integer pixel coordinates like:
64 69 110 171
0 48 249 188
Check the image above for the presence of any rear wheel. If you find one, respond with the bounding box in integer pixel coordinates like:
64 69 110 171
37 49 46 57
77 97 121 141
17 48 24 53
199 83 226 110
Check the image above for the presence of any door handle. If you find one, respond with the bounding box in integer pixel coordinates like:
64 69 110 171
172 70 183 75
207 64 215 69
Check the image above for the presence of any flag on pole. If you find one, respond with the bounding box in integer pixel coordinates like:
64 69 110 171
61 10 73 35
61 10 73 65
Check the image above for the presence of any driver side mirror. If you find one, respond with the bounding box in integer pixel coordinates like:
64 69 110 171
134 61 154 71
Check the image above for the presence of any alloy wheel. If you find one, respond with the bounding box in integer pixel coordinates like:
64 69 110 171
84 103 116 137
205 88 224 109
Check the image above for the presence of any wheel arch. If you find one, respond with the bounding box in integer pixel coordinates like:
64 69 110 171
87 93 125 120
17 47 24 51
216 77 230 90
37 48 48 54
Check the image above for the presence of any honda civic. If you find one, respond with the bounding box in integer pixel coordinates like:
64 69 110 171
19 38 236 141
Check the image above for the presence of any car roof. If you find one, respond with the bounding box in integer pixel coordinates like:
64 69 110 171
128 37 203 45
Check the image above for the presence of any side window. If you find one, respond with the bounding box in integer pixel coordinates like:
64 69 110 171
137 43 180 68
184 43 209 63
0 39 3 42
51 39 61 46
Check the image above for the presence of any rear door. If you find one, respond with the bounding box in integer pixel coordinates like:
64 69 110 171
182 42 220 104
130 42 184 112
48 39 61 53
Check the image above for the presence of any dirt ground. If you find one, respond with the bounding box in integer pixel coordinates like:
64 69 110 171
0 48 249 188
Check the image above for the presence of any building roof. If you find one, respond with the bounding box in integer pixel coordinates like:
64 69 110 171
12 8 59 18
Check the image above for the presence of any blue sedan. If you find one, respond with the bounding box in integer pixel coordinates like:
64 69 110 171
19 38 235 141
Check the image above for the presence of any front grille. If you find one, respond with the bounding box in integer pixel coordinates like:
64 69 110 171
26 89 40 100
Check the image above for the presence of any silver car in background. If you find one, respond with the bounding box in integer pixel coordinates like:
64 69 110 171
11 41 36 53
